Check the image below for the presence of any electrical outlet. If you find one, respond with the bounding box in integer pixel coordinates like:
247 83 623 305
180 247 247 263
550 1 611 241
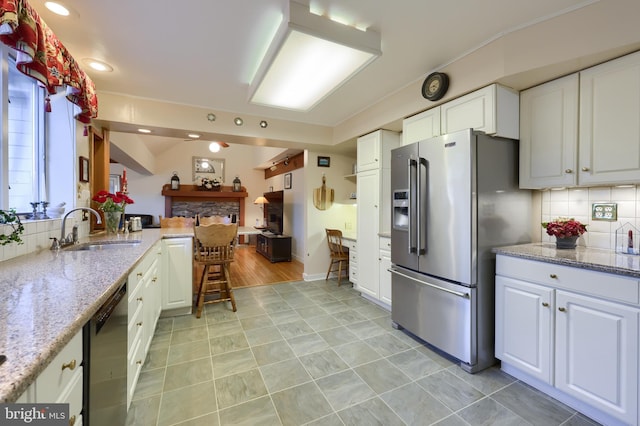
345 222 352 230
592 203 617 221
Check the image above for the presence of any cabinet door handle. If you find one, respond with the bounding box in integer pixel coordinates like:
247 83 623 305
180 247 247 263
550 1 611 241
137 297 143 302
549 274 557 279
137 322 143 326
558 307 566 312
137 272 143 278
542 302 549 307
61 359 76 371
565 169 573 174
69 414 76 426
581 167 590 172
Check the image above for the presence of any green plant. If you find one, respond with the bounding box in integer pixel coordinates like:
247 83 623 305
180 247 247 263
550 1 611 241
0 209 25 246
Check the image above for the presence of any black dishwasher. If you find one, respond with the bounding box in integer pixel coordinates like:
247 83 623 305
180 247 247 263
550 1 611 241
83 280 128 426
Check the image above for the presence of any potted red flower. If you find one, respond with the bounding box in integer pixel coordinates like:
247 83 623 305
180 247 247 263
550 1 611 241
92 191 134 233
541 217 587 249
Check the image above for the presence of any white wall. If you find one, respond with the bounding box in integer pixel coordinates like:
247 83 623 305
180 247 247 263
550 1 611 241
303 151 357 280
110 141 272 226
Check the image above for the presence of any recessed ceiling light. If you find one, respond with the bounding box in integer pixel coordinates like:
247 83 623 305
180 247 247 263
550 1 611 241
188 133 200 139
44 1 70 16
207 113 216 122
234 117 244 126
259 120 268 128
82 58 114 72
209 142 221 153
137 128 151 134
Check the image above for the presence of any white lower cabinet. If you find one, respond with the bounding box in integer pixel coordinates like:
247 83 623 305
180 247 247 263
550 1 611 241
495 255 639 426
342 238 358 284
162 237 193 314
127 241 163 408
378 237 392 306
17 330 84 425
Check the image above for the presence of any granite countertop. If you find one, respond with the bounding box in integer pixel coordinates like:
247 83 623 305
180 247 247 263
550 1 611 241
493 243 640 279
0 228 193 403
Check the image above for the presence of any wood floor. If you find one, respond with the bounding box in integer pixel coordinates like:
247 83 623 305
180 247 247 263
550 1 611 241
193 244 304 291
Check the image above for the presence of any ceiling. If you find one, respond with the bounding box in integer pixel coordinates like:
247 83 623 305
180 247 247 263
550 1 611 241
29 0 601 156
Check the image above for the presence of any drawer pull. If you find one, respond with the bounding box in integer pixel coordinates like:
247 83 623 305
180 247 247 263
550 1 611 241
137 272 143 278
558 307 566 312
152 277 158 282
581 167 590 172
565 169 573 174
549 274 557 279
69 415 76 426
136 360 142 365
137 297 143 302
542 302 549 307
61 359 76 371
137 322 143 326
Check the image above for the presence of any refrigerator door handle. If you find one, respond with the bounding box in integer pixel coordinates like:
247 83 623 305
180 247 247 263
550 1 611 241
408 157 417 254
389 268 470 299
418 157 428 255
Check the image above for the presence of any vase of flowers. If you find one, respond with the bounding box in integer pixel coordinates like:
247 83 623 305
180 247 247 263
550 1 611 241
541 217 587 249
92 190 134 234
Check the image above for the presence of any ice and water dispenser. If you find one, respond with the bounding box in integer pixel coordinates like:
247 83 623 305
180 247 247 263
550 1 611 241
393 190 409 230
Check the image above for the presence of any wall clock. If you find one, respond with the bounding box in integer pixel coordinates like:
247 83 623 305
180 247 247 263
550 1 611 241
421 72 449 101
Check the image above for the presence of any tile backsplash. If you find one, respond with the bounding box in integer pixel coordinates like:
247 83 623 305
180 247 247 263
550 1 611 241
540 185 640 250
0 215 91 262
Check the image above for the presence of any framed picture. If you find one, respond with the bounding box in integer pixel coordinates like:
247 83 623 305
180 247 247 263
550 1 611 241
192 156 225 183
284 173 292 189
79 156 89 182
317 156 330 167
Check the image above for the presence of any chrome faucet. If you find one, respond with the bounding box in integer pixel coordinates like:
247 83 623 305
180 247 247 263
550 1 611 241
57 207 102 248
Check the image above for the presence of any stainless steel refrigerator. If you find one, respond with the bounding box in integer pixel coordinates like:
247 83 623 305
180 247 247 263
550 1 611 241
389 128 531 373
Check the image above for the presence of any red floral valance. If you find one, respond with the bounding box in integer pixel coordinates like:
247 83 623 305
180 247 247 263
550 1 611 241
0 0 97 123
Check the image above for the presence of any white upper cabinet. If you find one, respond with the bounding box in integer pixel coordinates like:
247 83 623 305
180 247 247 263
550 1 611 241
520 51 640 188
401 84 520 146
441 84 520 140
357 129 399 172
579 51 640 186
402 108 441 145
519 74 579 189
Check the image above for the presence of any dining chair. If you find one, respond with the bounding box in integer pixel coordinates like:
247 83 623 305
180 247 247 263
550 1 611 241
160 216 194 228
193 223 238 318
325 228 350 286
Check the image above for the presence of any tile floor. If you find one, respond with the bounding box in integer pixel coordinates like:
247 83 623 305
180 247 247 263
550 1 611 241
125 280 601 426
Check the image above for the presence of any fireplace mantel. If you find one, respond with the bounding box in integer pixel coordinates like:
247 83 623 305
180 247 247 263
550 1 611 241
161 184 248 225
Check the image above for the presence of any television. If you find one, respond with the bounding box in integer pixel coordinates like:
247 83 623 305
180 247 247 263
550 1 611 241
264 190 284 235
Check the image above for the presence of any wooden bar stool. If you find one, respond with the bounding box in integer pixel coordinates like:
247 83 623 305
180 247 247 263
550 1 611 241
193 223 238 318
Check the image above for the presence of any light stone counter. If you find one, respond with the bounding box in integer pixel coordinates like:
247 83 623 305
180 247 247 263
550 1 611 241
0 228 193 402
493 243 640 278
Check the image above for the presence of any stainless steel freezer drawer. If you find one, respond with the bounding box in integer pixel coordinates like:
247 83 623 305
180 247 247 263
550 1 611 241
390 266 476 366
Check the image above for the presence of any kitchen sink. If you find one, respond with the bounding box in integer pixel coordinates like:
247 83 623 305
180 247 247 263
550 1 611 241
64 240 142 251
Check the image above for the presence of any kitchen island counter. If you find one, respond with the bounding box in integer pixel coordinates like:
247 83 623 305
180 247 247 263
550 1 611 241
493 242 640 278
0 228 192 402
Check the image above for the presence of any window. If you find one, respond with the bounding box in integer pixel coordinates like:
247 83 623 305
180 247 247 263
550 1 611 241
2 52 46 212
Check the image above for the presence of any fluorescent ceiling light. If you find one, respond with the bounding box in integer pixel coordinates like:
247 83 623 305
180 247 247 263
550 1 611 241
249 1 381 111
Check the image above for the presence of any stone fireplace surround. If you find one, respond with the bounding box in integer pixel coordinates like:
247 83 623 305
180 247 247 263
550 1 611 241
161 184 248 226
